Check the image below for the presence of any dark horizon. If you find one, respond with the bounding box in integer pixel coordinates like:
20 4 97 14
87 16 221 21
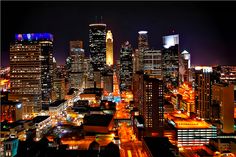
2 1 236 66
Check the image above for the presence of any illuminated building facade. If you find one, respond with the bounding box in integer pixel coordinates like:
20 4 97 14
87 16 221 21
218 66 236 84
89 23 107 71
33 116 51 141
1 101 23 122
120 41 133 92
194 66 217 120
9 33 53 115
84 57 94 89
138 31 149 71
167 112 217 147
106 30 113 66
162 34 179 88
176 83 195 116
143 75 164 135
53 78 65 101
143 49 162 79
69 40 85 90
212 83 234 133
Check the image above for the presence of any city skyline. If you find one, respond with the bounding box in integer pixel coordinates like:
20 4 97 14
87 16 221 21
1 2 236 156
2 1 236 66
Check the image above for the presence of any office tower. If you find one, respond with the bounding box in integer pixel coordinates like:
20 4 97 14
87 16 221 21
9 33 53 116
138 31 149 71
84 57 95 89
143 49 162 79
120 41 133 92
89 22 106 71
179 50 191 83
162 34 179 88
51 57 57 102
106 30 113 66
53 78 65 101
194 66 213 119
143 75 164 136
132 49 140 73
68 40 85 91
212 83 234 133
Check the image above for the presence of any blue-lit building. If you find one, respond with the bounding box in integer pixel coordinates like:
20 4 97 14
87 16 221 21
9 33 53 116
120 41 133 92
1 138 19 157
89 23 107 72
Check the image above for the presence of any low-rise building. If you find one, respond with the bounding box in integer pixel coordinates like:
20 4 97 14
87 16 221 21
1 138 19 157
33 116 51 141
48 99 67 117
166 111 217 147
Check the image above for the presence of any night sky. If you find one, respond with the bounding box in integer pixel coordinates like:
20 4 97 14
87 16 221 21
2 1 236 66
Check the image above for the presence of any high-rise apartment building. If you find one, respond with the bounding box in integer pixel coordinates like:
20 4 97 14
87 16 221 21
120 41 133 92
106 30 113 66
138 31 149 71
162 34 179 88
69 40 85 90
9 33 53 115
212 83 234 133
143 49 162 79
89 23 106 71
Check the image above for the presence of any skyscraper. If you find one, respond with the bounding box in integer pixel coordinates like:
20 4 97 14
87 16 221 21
138 31 149 71
106 30 113 66
179 50 191 83
69 40 85 90
132 49 140 73
162 34 179 88
120 41 133 92
9 33 53 116
143 49 162 79
143 75 164 136
89 22 106 71
194 66 213 119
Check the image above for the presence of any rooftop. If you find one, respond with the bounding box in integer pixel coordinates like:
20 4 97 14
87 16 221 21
33 116 50 124
166 111 213 129
15 33 53 41
49 99 66 107
83 114 113 127
143 137 176 157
